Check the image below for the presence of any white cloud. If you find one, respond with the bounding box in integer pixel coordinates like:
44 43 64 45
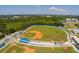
35 5 40 7
49 6 67 12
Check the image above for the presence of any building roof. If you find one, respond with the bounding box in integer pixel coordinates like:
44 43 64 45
65 18 78 22
72 29 79 34
65 18 71 20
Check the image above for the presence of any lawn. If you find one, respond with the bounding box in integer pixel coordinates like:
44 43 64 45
21 25 68 42
64 22 78 29
76 34 79 38
0 43 76 53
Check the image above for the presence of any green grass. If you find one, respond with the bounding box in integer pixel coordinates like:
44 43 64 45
1 43 76 53
64 22 78 29
76 34 79 38
22 25 67 42
0 43 24 53
5 46 24 53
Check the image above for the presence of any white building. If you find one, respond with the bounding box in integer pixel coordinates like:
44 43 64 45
46 15 51 17
65 18 78 22
65 18 71 22
72 18 78 22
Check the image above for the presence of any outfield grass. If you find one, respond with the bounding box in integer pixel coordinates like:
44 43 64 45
1 43 76 53
21 25 68 42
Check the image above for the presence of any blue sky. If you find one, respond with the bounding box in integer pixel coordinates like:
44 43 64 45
0 5 79 15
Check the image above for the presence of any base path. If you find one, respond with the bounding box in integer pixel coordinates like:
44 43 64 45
29 31 42 40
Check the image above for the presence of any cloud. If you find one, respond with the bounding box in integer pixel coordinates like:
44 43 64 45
49 6 67 12
35 5 40 7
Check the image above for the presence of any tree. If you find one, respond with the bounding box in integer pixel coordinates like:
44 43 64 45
9 28 16 33
0 32 5 39
0 22 6 33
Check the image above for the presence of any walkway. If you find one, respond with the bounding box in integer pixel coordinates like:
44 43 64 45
18 40 72 47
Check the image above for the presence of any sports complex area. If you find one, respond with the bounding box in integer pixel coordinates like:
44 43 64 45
0 25 78 53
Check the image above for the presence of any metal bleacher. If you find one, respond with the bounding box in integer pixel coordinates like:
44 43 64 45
71 37 79 50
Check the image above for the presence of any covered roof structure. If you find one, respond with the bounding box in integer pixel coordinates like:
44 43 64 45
71 29 79 34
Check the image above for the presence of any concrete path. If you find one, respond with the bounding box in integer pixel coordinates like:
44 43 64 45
18 40 72 47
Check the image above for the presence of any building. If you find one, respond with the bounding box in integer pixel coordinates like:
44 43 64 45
65 18 71 22
46 15 51 17
71 29 79 34
72 18 78 22
65 18 78 22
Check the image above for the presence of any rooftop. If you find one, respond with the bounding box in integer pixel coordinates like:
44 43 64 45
72 29 79 34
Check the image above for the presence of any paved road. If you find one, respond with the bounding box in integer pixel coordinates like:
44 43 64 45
0 30 24 49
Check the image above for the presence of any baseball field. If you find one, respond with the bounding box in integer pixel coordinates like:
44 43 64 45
20 25 68 42
0 25 76 53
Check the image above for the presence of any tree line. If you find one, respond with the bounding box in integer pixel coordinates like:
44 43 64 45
0 15 67 39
